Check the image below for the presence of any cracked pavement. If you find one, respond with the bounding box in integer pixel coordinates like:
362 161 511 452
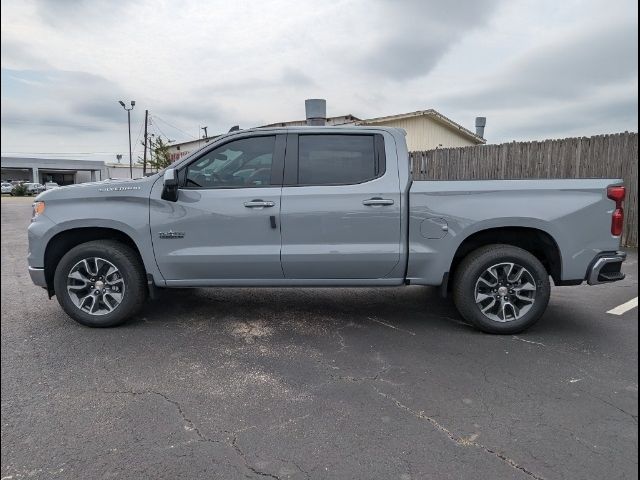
1 197 638 479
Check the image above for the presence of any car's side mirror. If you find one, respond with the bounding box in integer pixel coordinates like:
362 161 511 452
161 168 179 202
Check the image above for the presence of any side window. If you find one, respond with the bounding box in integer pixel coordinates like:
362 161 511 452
298 134 382 185
184 136 275 188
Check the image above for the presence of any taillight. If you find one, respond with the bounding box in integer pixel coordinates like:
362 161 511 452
607 186 626 203
607 186 626 236
612 209 624 236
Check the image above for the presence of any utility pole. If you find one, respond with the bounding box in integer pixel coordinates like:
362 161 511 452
118 100 135 178
201 126 208 139
149 134 155 173
142 109 149 175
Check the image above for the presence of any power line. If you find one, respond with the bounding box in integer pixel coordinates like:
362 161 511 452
151 114 197 140
131 117 145 156
149 115 173 141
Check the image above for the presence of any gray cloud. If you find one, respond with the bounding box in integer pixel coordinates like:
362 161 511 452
33 0 127 27
0 0 637 156
440 20 638 109
2 68 127 132
353 0 504 80
195 66 316 97
496 96 637 140
0 39 51 70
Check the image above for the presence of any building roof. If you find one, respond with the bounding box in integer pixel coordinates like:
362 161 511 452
361 109 485 144
1 156 105 169
260 114 361 128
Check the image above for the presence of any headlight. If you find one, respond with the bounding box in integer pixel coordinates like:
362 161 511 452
32 201 45 219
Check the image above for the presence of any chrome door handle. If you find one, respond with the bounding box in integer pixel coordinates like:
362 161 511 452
244 200 275 208
362 198 394 206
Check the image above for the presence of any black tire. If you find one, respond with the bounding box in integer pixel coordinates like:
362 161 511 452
453 244 551 334
53 240 147 327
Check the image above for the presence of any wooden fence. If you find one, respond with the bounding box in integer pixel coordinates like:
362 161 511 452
409 132 638 247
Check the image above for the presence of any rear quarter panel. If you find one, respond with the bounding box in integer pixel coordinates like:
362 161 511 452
408 179 623 285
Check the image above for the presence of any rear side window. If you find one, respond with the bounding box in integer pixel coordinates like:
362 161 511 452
298 134 384 185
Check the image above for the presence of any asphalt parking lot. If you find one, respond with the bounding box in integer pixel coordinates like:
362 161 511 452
1 195 638 480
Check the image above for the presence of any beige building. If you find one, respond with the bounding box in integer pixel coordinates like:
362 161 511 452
166 109 484 162
360 109 485 151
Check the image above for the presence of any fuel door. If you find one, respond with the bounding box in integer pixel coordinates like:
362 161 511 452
420 217 449 239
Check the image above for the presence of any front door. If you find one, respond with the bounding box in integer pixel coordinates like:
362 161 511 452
280 132 402 279
150 134 285 282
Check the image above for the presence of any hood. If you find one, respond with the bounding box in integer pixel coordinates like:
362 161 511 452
35 175 159 202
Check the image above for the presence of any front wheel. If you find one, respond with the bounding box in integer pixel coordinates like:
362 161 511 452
53 240 147 327
453 245 551 334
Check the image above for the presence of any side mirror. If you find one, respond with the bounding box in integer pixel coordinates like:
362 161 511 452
161 168 179 202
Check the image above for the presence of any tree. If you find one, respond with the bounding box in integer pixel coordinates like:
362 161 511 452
11 183 27 196
147 136 172 171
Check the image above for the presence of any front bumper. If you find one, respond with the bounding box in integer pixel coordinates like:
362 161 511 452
28 266 47 288
587 251 627 285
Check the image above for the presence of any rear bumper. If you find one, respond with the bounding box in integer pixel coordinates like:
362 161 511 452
587 251 627 285
28 266 47 288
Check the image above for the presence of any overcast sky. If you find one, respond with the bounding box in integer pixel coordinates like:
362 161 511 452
1 0 637 162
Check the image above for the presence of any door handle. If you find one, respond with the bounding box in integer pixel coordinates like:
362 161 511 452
362 198 394 206
244 200 275 208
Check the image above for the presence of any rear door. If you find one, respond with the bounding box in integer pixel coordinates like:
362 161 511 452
149 134 286 282
279 132 401 279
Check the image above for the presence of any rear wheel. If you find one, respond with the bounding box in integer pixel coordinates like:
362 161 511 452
53 240 147 327
453 245 551 334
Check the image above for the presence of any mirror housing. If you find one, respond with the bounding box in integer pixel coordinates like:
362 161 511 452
161 168 179 202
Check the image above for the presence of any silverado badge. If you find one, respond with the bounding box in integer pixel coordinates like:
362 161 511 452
158 230 185 239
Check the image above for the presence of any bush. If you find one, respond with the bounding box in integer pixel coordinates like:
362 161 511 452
11 184 27 196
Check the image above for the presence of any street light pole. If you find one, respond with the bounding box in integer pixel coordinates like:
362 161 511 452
118 100 136 178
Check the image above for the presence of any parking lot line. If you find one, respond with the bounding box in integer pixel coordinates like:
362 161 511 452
607 297 638 316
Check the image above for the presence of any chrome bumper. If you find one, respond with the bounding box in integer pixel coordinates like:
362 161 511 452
587 251 627 285
28 266 47 288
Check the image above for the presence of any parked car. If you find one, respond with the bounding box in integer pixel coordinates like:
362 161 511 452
1 182 13 194
27 126 627 333
23 183 46 195
44 182 60 190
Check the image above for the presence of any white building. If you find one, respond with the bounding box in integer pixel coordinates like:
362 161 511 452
104 163 147 179
1 157 105 185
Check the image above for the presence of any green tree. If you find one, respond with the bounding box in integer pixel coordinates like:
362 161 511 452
11 183 27 196
147 136 172 171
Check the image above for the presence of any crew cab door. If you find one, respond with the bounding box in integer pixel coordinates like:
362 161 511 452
280 132 401 279
149 134 285 282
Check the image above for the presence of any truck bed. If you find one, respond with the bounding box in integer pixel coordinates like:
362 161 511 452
407 179 623 285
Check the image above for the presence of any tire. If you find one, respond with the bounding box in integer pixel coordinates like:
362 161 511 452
453 244 551 334
53 240 147 327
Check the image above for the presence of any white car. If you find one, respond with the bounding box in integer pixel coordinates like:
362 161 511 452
1 182 12 194
23 183 46 195
44 182 60 190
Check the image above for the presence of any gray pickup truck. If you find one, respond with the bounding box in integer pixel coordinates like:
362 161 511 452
27 126 627 333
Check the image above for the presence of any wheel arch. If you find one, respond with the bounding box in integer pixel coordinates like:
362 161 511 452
448 227 563 288
44 227 146 296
